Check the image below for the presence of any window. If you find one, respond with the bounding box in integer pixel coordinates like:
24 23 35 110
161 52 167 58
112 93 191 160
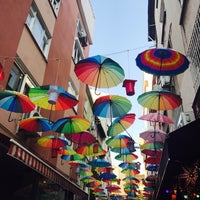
77 20 88 47
49 0 61 15
26 3 51 58
72 38 84 64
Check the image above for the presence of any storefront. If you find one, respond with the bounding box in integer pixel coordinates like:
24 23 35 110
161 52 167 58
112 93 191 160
0 135 88 200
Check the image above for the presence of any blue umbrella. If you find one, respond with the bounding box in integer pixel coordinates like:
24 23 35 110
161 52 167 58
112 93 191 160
146 164 159 172
100 172 117 181
88 158 111 168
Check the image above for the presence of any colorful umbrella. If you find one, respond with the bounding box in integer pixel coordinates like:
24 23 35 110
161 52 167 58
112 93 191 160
145 174 157 182
37 135 68 148
107 113 136 137
28 85 78 111
68 160 89 168
52 116 90 134
93 95 132 119
58 145 77 155
106 134 135 148
61 154 84 161
80 176 96 183
139 129 166 143
88 158 111 168
19 116 53 132
119 162 140 170
115 153 138 162
135 48 190 76
86 180 102 188
110 147 134 154
65 131 96 145
76 142 107 156
122 176 140 183
74 55 125 93
121 168 140 176
138 112 174 124
0 90 35 121
140 142 163 150
137 90 182 111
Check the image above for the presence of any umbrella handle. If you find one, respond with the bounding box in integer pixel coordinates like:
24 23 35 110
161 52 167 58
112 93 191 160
8 112 14 122
94 87 101 95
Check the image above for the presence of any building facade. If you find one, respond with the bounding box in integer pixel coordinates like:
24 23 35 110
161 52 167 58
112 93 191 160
147 0 200 199
0 1 97 199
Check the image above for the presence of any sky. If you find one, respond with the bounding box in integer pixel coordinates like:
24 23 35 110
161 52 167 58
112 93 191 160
89 0 155 168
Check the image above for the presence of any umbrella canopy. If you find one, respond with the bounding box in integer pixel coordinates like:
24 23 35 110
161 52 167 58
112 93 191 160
137 90 182 111
86 180 102 188
144 156 161 164
58 145 77 155
19 116 53 132
88 158 111 168
76 142 107 156
141 149 163 157
110 147 134 154
93 95 132 118
139 129 166 143
68 160 89 168
0 90 35 121
65 131 96 145
121 168 140 176
115 153 138 162
106 184 121 192
140 142 164 150
119 162 140 170
135 48 190 76
145 174 157 182
61 154 84 161
37 135 68 149
74 55 125 92
106 134 135 148
80 176 96 183
146 164 159 172
28 85 78 111
52 116 90 134
138 112 174 124
100 172 117 181
122 176 140 183
107 113 136 137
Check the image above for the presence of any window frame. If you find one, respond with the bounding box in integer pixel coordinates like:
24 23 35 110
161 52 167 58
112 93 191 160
26 2 51 58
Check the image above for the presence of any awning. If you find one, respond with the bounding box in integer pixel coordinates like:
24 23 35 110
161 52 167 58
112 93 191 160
154 118 200 199
7 139 88 199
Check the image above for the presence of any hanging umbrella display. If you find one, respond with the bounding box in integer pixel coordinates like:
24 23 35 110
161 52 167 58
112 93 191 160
52 116 90 134
100 172 117 181
145 174 157 182
19 116 53 133
115 153 138 162
106 134 135 149
37 135 68 158
119 162 140 170
107 113 136 137
110 147 134 154
93 95 132 119
76 142 107 156
65 131 96 145
138 112 174 124
135 48 190 76
74 55 125 93
79 168 93 177
121 168 140 176
122 176 140 183
86 180 102 188
137 90 182 111
0 90 35 121
88 158 111 168
80 176 97 183
139 129 166 143
28 85 78 111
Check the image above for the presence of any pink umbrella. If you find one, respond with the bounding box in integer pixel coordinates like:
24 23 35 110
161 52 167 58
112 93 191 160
138 112 174 124
139 129 166 143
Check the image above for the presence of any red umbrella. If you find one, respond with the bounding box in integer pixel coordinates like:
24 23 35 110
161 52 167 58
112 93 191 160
106 184 121 192
141 149 163 157
65 131 96 145
139 112 174 124
144 156 161 164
